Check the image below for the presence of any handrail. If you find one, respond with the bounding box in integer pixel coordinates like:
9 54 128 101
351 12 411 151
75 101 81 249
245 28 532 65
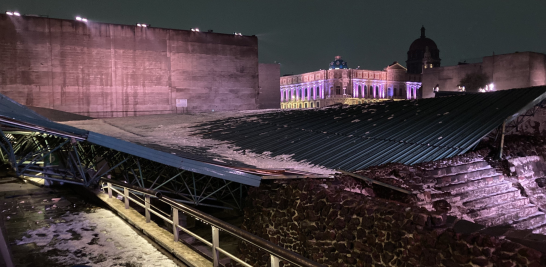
338 169 413 194
100 177 323 267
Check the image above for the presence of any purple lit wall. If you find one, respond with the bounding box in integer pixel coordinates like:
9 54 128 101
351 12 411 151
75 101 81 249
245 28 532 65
0 14 259 117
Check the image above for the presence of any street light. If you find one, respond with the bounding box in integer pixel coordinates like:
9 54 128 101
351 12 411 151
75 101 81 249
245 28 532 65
6 11 21 16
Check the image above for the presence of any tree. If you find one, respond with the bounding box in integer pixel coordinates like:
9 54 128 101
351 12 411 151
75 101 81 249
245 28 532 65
459 72 490 92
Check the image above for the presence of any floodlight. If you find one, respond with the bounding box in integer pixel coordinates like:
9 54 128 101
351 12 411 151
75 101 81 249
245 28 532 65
82 18 87 22
191 28 199 32
137 24 141 27
76 16 82 21
6 11 13 15
13 12 21 16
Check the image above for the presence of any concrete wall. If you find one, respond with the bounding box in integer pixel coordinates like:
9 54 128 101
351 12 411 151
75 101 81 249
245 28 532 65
422 52 546 99
257 63 280 109
0 15 259 117
421 63 483 98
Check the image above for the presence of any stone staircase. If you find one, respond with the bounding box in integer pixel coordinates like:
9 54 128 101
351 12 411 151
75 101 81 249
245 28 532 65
422 160 546 234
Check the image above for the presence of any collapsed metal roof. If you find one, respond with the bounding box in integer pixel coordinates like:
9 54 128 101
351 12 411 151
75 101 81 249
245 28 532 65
195 87 546 171
0 94 263 186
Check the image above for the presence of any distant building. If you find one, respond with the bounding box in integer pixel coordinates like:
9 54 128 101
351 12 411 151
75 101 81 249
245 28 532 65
279 58 422 109
279 27 443 109
422 52 546 98
406 26 441 75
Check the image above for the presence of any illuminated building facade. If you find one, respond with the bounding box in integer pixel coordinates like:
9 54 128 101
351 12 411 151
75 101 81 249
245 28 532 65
280 58 422 109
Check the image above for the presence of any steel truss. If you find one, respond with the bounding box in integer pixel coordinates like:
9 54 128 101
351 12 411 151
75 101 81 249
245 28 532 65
0 129 246 210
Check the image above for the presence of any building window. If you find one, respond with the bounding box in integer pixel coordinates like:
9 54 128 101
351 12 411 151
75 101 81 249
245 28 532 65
336 86 341 95
304 103 308 108
358 85 362 98
310 102 314 108
316 102 320 107
363 85 367 98
305 88 308 97
299 104 302 108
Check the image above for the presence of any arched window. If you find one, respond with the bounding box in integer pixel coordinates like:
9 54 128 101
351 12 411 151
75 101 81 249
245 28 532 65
305 88 308 98
358 85 362 98
336 86 341 95
304 103 308 108
316 102 320 107
299 104 302 108
363 85 367 98
310 102 314 108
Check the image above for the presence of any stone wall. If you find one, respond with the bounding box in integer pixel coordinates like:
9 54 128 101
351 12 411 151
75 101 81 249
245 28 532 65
238 179 546 267
421 52 546 98
0 14 259 117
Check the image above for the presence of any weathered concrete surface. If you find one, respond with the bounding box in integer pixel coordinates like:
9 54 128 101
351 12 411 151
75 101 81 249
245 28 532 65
0 14 259 117
258 63 280 109
422 52 546 98
96 191 211 267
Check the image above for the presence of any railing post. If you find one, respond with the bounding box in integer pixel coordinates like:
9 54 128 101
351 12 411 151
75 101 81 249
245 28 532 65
107 182 112 198
271 255 280 267
124 187 129 209
172 208 179 242
145 195 150 223
212 226 220 267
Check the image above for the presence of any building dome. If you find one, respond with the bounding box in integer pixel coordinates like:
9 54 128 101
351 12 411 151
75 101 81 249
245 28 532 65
329 56 348 70
406 26 441 74
409 37 438 51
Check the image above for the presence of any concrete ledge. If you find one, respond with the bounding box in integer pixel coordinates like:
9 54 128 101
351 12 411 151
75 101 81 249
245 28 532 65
96 191 212 267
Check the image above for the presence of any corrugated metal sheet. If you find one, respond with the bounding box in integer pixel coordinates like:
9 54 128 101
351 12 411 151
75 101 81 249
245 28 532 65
196 87 546 171
0 94 262 186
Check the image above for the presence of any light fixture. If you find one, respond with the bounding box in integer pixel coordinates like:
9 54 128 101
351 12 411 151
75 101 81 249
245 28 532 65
6 11 13 15
14 12 20 16
233 32 242 36
6 11 20 16
191 28 199 32
76 16 87 22
137 23 149 27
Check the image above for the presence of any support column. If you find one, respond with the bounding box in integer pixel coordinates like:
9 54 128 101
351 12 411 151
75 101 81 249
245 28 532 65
271 255 280 267
172 208 179 242
107 182 112 198
124 187 129 209
145 195 150 223
212 226 220 267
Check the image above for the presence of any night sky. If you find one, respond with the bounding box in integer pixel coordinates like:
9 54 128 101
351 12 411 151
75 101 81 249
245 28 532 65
2 1 545 76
